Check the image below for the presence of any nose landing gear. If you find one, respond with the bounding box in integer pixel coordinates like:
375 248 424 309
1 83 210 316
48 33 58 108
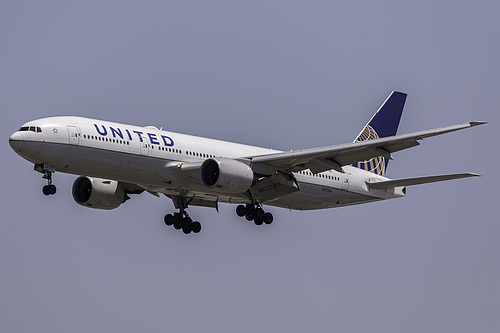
36 163 57 196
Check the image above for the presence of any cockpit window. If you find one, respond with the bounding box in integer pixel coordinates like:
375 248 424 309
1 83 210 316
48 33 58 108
19 126 42 133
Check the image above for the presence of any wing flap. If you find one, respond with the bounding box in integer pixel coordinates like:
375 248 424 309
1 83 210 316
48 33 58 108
252 172 300 202
366 173 480 189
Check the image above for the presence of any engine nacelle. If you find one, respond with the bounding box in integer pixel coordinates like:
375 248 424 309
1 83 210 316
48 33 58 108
200 158 255 193
72 176 126 210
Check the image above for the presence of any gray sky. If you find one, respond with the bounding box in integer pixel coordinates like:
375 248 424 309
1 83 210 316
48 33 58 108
1 1 498 332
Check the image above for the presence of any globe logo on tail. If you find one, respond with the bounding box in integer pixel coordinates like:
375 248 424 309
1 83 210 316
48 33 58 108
351 125 386 176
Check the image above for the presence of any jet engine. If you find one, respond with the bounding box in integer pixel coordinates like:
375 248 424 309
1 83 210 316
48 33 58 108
72 176 127 210
200 158 255 193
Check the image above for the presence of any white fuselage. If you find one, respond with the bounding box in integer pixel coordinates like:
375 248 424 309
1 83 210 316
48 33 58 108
9 116 404 210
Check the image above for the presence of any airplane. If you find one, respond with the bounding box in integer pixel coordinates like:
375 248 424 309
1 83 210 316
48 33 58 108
9 91 486 234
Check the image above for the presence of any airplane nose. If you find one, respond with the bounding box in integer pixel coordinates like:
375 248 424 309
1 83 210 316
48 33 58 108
9 132 24 152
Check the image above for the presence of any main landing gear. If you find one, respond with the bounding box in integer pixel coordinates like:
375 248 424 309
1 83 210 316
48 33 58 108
164 209 201 235
163 196 202 235
236 203 273 226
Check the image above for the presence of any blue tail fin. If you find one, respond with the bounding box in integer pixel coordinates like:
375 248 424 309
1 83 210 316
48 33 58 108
351 91 407 176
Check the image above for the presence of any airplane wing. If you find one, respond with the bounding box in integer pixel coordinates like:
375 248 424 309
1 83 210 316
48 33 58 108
250 121 486 174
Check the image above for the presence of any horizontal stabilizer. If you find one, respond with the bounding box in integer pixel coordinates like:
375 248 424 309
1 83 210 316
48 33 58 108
366 173 480 189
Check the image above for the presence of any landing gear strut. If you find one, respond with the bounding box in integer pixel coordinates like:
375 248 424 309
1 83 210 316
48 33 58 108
236 203 273 226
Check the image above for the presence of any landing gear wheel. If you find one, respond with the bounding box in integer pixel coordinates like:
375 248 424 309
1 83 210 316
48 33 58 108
42 184 56 196
164 214 174 226
245 204 255 216
173 220 183 230
254 208 265 225
255 208 265 221
191 221 201 233
263 212 274 224
236 205 246 217
42 185 50 196
182 217 193 234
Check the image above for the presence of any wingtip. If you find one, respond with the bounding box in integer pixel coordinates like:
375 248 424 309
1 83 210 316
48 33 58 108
460 172 481 178
469 121 488 127
391 90 407 96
